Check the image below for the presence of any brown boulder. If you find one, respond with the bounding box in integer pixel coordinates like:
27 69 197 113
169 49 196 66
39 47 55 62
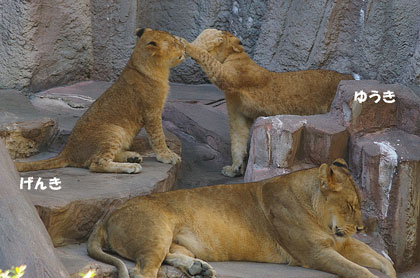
350 128 420 270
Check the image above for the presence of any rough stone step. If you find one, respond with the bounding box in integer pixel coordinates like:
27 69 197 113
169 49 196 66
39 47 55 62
0 89 59 159
57 242 406 278
245 114 348 182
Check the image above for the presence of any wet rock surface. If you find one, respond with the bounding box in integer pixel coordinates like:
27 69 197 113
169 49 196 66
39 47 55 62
246 80 420 270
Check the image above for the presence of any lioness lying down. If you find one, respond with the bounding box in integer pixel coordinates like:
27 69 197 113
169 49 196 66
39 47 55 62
185 29 354 177
88 159 395 278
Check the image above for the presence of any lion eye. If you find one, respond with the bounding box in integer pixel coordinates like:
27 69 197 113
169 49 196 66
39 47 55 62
147 41 157 46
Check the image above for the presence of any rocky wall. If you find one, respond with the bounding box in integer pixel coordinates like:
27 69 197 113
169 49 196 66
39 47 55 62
1 0 420 92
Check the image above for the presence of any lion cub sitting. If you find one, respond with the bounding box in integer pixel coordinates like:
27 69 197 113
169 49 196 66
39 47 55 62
185 29 354 177
15 28 184 174
87 159 395 278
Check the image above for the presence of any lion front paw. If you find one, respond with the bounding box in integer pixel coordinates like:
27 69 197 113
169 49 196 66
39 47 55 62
125 163 142 174
188 259 216 278
221 165 241 177
156 151 181 165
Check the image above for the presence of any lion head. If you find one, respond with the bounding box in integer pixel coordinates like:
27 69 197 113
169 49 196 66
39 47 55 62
132 28 185 68
318 159 364 238
191 29 245 63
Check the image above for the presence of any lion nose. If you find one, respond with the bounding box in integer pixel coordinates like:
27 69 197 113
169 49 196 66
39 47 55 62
356 226 364 233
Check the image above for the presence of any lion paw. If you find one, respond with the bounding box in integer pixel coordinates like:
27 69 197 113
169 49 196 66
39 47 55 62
127 153 143 164
125 163 142 174
188 259 216 278
221 165 241 177
156 151 181 165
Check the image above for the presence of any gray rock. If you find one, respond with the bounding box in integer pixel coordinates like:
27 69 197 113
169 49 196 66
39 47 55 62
0 140 70 277
0 0 92 92
2 0 420 92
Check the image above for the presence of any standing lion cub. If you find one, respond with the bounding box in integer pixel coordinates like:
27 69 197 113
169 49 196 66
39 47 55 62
185 29 354 177
15 28 184 174
87 159 395 278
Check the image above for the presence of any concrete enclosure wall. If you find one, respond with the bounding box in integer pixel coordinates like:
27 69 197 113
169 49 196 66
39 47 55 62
1 0 420 92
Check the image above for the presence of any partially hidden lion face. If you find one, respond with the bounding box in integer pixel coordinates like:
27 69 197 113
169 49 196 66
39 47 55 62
133 28 185 68
192 29 245 63
318 159 364 238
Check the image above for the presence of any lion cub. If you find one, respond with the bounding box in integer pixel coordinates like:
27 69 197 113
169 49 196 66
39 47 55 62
185 29 354 177
15 28 184 173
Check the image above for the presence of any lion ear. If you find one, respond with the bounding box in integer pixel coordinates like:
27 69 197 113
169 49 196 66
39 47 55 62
232 37 245 53
146 41 160 56
136 27 151 38
232 41 244 53
319 163 342 193
332 158 348 169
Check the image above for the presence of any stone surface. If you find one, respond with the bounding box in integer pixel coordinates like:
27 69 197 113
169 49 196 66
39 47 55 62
0 0 92 92
350 129 420 270
57 242 403 278
245 114 348 182
0 89 59 159
2 1 420 92
0 140 70 277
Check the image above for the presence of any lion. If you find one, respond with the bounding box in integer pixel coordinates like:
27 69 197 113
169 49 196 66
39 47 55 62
15 28 184 174
87 158 396 278
184 29 354 177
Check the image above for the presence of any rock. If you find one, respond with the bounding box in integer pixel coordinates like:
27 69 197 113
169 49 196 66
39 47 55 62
0 118 58 159
245 114 348 183
331 80 404 135
349 128 420 270
0 140 70 277
297 114 349 165
0 0 92 92
2 1 420 92
0 89 59 159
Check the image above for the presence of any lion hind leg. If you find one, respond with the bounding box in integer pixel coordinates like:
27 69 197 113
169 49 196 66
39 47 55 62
222 113 252 177
164 243 216 278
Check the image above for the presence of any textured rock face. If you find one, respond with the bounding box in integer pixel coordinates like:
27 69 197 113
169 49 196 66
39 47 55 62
0 89 59 158
1 0 419 92
0 0 92 92
245 114 348 182
245 80 420 270
0 140 70 277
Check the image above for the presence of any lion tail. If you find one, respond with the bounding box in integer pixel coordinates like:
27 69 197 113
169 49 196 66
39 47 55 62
15 154 69 172
87 221 130 278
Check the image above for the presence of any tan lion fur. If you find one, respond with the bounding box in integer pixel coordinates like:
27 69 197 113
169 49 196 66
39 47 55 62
15 28 185 174
186 29 354 177
87 158 396 278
